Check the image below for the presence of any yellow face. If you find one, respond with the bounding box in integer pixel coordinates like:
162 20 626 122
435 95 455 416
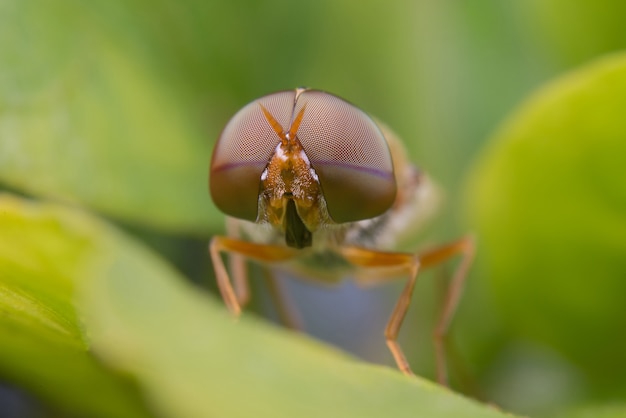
210 88 397 248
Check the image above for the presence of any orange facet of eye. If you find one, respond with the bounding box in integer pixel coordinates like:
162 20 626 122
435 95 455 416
209 89 396 223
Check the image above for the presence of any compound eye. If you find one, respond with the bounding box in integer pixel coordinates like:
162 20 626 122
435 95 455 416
294 90 396 223
210 90 296 221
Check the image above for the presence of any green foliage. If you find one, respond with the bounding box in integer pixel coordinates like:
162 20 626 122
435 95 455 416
522 1 626 67
0 0 218 233
467 54 626 393
1 0 626 416
0 196 152 418
554 404 626 418
0 195 514 418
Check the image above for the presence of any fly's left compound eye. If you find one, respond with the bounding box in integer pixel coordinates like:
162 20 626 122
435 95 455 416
295 90 396 223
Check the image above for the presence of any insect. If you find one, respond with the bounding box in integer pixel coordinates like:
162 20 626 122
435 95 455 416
209 88 474 384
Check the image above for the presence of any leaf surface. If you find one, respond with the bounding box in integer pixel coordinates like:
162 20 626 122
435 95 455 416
466 53 626 391
0 194 153 418
0 193 518 418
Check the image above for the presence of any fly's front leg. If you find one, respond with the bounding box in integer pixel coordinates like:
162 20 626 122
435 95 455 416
339 235 475 385
226 218 250 308
209 236 300 316
384 260 420 375
339 246 420 376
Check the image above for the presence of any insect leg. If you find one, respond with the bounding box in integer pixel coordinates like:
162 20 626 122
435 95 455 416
209 236 300 316
338 246 420 376
229 251 250 307
384 262 420 376
418 235 476 385
226 218 250 308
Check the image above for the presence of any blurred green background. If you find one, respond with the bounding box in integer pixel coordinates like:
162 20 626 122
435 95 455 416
1 0 626 417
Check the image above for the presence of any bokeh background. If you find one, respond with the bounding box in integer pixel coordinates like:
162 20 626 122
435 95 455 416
2 1 626 417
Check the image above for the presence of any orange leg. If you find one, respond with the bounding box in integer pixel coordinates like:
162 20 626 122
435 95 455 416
229 250 250 308
225 219 251 308
209 236 300 316
419 235 476 385
339 246 420 376
340 235 475 384
210 233 474 385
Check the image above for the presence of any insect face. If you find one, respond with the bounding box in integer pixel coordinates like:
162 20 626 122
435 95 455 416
210 88 397 247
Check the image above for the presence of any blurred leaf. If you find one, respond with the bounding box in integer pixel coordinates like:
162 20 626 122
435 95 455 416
0 0 219 233
555 403 626 418
466 53 626 392
521 1 626 67
0 195 512 418
0 194 153 418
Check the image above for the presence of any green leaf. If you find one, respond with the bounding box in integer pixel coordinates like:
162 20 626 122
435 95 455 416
79 204 517 418
466 53 626 392
521 1 626 67
0 0 219 233
555 404 626 418
0 195 514 417
0 194 153 418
